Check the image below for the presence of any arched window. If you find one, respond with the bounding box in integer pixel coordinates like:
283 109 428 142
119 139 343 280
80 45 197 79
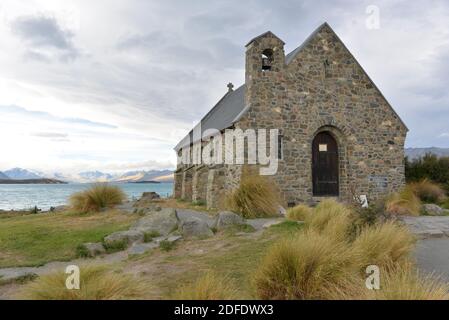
261 49 273 71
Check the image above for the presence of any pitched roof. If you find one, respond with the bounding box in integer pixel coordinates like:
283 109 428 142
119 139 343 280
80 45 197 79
174 23 408 151
245 31 285 47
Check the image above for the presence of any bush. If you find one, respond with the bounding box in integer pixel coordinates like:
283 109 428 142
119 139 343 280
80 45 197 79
351 221 415 270
76 244 90 258
225 173 280 219
385 186 421 216
287 204 312 221
102 239 128 253
406 154 449 189
409 179 447 204
254 230 358 300
304 199 352 241
374 263 449 300
19 265 147 300
144 231 161 243
173 272 238 300
159 240 175 252
69 183 126 213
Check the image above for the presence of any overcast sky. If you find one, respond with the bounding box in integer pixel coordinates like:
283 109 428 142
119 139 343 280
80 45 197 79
0 0 448 174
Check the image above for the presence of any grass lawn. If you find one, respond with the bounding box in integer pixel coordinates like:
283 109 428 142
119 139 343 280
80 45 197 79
124 220 302 299
0 210 137 268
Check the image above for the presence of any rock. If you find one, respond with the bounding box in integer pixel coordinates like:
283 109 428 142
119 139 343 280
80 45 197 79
104 230 144 245
277 206 287 216
115 202 135 214
167 235 182 243
81 242 105 257
262 219 286 228
181 217 213 239
141 192 161 201
422 204 448 216
131 208 178 236
128 242 158 255
213 211 245 230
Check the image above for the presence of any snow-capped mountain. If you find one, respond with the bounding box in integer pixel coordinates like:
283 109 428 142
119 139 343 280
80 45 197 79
0 171 10 179
405 147 449 160
3 168 42 179
114 170 173 182
78 171 115 182
0 167 174 183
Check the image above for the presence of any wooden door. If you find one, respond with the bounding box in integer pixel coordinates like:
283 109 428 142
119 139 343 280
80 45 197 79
312 132 339 196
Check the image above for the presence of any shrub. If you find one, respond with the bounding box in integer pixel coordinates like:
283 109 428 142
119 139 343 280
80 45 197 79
405 154 449 189
409 179 447 204
287 204 312 221
143 231 161 243
173 272 238 300
19 265 147 300
102 239 128 253
374 263 449 300
351 221 415 270
304 199 352 241
225 173 280 219
69 183 126 213
385 186 421 216
76 244 90 258
159 240 175 252
254 230 358 300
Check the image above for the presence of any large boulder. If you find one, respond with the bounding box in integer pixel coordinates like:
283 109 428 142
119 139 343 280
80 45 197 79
422 204 449 216
181 217 214 239
104 230 144 245
213 211 245 230
131 208 178 236
80 242 105 257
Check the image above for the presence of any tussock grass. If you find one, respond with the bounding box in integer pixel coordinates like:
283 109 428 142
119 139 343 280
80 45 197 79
254 230 359 300
69 183 126 213
19 265 148 300
173 272 238 300
374 263 449 300
286 204 312 221
351 221 416 270
304 199 352 241
225 174 280 219
385 186 421 216
409 179 447 204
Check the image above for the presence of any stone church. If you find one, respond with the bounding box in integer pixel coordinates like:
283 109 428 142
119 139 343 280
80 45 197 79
174 22 407 209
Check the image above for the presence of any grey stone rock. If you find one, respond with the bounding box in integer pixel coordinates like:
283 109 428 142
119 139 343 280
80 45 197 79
277 206 287 216
104 230 144 245
131 208 178 236
0 269 37 283
141 192 161 201
181 217 213 239
82 242 105 257
128 242 158 255
422 204 448 216
167 235 182 243
213 211 245 230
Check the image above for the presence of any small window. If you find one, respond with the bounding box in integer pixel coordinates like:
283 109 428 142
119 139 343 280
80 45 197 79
261 49 273 71
278 135 283 160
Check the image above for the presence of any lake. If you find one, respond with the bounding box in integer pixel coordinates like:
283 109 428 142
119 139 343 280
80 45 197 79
0 182 173 211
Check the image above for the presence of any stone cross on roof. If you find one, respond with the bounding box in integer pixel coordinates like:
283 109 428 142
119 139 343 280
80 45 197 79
227 82 234 92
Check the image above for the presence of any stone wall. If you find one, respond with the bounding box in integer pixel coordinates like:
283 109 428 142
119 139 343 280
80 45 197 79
174 24 407 207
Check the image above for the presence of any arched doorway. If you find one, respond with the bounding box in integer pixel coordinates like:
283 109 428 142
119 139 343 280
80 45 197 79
312 131 339 196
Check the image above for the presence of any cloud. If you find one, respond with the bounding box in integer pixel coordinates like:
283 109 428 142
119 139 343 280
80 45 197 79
11 14 79 62
31 132 68 138
1 105 117 129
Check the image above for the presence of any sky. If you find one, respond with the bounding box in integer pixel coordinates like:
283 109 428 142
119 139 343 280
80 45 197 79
0 0 448 175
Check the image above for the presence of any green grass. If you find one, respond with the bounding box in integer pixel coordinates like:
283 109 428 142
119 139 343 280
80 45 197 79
144 231 161 243
0 210 137 268
159 240 176 252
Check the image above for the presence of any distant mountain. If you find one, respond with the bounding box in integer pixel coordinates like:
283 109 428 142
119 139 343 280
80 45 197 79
114 170 173 183
405 147 449 160
4 168 42 180
0 167 173 183
78 171 114 182
0 171 10 179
